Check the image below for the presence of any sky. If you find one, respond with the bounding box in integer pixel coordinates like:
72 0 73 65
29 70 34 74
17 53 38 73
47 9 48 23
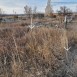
0 0 77 14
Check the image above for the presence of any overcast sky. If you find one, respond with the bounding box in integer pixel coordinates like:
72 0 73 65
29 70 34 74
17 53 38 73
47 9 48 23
0 0 77 14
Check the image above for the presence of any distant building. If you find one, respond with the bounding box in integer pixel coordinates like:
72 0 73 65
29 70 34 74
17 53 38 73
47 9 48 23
45 0 53 17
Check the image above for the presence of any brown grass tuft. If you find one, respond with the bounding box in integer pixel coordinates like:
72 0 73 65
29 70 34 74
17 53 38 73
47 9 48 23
0 26 77 77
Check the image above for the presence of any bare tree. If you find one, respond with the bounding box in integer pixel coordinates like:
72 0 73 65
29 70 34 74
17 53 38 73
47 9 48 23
76 6 77 13
57 6 72 16
28 7 32 14
24 5 29 14
0 8 2 15
33 6 37 14
24 5 33 18
0 8 3 22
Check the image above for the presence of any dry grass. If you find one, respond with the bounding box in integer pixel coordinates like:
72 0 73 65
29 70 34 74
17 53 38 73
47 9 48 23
67 29 77 47
0 26 77 77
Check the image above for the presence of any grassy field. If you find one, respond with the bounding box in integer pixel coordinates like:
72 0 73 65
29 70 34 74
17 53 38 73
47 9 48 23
0 23 77 77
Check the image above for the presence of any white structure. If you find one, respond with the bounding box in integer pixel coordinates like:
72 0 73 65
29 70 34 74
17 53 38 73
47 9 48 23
45 0 53 16
64 46 71 51
28 17 35 29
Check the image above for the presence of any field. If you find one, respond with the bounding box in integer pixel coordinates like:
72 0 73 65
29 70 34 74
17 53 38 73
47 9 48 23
0 17 77 77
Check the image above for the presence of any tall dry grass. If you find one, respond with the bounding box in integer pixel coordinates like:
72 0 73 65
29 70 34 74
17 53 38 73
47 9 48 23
0 26 77 77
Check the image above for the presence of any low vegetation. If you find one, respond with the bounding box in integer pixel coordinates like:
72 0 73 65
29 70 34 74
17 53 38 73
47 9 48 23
0 26 77 77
